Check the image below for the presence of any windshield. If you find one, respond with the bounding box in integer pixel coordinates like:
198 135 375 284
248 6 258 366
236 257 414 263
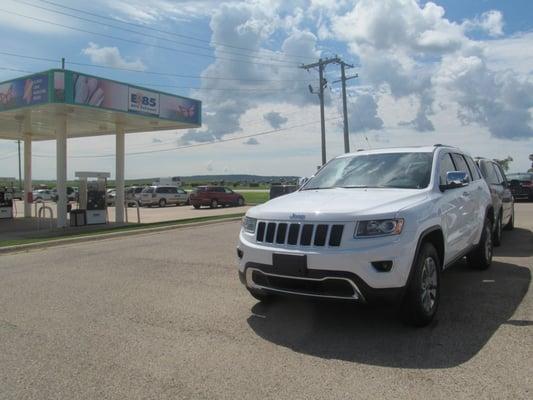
303 152 433 190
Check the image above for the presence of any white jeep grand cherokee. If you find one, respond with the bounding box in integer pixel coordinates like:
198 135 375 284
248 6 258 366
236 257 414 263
237 145 494 326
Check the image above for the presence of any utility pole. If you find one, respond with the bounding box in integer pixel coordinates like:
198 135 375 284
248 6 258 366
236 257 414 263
333 62 357 153
300 57 340 166
17 140 22 190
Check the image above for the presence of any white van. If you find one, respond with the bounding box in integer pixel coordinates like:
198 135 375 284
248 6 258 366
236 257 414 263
152 177 182 187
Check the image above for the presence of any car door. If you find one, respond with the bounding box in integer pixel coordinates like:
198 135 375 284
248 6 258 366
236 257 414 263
168 187 180 204
224 188 235 204
494 163 513 225
437 152 467 263
451 153 478 245
176 188 187 204
163 187 174 204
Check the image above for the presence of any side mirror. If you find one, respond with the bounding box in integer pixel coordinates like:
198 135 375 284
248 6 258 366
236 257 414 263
441 171 469 191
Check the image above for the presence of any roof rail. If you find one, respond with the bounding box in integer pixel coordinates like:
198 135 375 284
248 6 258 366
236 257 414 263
434 143 456 148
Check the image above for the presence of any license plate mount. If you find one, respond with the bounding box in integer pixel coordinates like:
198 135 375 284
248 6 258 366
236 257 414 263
272 253 308 277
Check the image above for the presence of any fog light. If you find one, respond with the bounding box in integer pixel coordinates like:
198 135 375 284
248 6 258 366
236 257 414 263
371 260 393 272
237 248 243 259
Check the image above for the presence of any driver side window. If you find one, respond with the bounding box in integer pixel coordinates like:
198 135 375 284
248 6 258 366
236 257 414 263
439 153 457 186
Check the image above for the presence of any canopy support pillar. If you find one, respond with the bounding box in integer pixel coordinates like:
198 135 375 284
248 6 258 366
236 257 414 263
23 117 32 218
115 124 125 224
56 115 67 228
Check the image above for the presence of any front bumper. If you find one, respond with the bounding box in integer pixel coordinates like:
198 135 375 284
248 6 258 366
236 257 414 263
237 228 418 303
238 264 405 303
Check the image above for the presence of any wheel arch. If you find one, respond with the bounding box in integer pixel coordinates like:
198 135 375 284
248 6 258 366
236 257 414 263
486 205 494 224
415 226 445 270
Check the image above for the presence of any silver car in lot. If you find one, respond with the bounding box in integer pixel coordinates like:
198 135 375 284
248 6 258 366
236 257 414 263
140 186 188 207
126 186 144 206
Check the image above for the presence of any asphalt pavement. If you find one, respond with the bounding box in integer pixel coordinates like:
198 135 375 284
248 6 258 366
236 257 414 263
1 204 532 399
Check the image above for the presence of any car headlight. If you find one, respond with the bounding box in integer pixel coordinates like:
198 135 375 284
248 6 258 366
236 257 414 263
242 216 257 233
354 218 404 238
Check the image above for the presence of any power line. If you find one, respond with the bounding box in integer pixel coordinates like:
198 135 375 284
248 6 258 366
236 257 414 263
0 51 317 83
0 66 35 74
32 117 342 159
0 8 300 69
15 0 302 66
0 64 310 92
119 109 332 151
34 0 315 61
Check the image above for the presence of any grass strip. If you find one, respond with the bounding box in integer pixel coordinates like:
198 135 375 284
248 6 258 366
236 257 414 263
0 213 245 248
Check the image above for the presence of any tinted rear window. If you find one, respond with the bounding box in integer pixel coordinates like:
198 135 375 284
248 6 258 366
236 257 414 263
142 187 154 193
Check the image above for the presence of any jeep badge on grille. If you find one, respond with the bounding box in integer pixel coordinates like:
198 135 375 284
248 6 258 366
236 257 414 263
289 214 306 220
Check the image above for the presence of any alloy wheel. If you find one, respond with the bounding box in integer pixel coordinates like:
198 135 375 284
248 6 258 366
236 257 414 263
420 256 438 314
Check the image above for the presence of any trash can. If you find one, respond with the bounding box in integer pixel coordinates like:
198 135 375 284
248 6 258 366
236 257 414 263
69 209 86 226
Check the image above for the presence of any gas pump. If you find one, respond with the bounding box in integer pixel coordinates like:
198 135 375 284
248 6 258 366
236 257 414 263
0 178 15 219
74 172 110 225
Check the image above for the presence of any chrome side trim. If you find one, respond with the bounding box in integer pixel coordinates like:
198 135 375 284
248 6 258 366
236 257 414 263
246 267 366 302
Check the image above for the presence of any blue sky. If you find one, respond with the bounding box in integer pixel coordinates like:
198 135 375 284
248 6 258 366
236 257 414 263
0 0 532 179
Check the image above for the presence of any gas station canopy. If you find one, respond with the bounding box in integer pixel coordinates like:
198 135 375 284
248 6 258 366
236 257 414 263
0 69 202 228
0 69 201 140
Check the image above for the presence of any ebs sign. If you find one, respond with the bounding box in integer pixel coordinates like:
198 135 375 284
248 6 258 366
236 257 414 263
128 88 159 115
131 93 156 107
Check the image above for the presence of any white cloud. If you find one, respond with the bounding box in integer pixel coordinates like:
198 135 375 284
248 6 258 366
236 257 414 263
263 112 288 129
0 1 71 34
484 32 533 75
464 10 504 37
180 2 319 144
243 138 260 145
82 42 146 70
102 0 219 22
342 93 384 132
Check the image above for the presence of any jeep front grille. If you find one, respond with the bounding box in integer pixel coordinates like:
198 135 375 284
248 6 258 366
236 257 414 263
256 222 344 247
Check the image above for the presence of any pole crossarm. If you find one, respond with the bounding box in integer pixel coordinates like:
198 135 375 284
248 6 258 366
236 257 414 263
299 56 359 160
332 73 358 85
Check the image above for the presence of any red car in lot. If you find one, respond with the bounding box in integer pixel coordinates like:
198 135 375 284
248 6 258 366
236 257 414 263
189 186 245 209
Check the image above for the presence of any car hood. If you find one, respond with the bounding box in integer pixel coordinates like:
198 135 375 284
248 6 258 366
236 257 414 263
247 188 429 221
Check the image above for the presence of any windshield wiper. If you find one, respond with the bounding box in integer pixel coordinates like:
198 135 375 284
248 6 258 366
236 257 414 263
302 187 333 191
341 185 385 188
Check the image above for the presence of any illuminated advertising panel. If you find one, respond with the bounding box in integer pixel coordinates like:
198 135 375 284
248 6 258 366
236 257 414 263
160 94 200 124
128 87 159 116
0 73 48 111
72 73 128 111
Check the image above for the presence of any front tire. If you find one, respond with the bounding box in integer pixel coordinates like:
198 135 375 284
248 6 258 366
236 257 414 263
237 197 244 206
467 217 493 270
401 242 440 327
159 198 166 208
210 199 218 209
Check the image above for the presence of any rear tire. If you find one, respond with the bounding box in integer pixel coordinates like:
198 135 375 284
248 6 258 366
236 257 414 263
493 213 502 247
237 197 244 206
159 198 166 208
401 242 440 327
467 217 493 270
504 206 514 231
210 199 218 209
193 204 200 209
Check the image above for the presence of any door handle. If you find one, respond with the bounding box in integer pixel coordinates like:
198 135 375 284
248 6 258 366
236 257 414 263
462 191 471 197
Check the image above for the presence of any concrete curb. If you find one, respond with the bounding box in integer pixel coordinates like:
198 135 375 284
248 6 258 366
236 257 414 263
0 217 243 254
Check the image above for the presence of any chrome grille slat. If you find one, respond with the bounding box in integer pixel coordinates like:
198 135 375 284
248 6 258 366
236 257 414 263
255 221 344 247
